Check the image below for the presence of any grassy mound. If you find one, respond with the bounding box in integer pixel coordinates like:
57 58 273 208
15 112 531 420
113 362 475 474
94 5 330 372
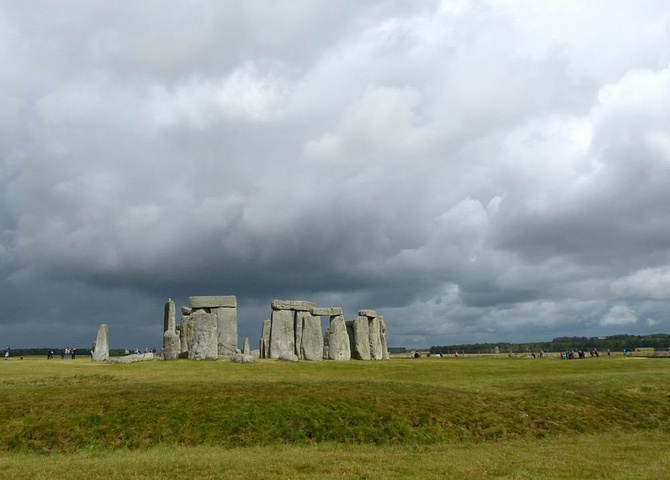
1 356 668 453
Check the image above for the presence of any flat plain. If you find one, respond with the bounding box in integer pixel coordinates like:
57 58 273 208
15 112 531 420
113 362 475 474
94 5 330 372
0 354 668 479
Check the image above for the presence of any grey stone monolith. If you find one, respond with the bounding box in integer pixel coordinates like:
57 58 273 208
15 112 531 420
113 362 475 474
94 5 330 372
369 316 383 360
346 321 356 357
164 299 176 334
243 337 250 355
352 316 371 360
295 312 305 359
163 330 181 360
278 354 299 362
261 319 271 358
108 352 154 364
299 312 323 361
269 309 295 359
232 353 257 363
181 314 194 355
91 324 109 362
216 307 238 357
379 317 390 360
190 310 218 360
323 327 330 359
327 315 350 361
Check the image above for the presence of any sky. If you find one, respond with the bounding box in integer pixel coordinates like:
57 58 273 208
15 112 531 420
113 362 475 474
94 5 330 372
1 0 670 349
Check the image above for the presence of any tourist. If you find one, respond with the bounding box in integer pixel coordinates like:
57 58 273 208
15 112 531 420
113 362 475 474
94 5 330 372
71 348 76 360
454 351 459 358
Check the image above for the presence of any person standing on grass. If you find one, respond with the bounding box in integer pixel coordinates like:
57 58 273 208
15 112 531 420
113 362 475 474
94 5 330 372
4 346 9 359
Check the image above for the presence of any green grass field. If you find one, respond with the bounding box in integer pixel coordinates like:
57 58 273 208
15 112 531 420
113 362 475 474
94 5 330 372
0 355 668 479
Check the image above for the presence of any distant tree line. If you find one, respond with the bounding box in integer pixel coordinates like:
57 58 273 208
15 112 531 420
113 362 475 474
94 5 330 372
430 333 670 354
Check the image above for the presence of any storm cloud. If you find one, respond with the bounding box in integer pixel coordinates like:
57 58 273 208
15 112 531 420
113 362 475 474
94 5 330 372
1 0 670 349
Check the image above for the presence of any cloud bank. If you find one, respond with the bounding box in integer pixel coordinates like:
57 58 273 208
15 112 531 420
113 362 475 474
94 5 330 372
1 0 670 348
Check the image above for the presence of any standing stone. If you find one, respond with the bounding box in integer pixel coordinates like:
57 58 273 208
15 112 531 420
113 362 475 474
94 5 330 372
327 315 351 361
295 312 305 359
323 327 330 359
164 299 176 333
261 319 271 358
352 316 371 360
190 310 218 360
243 337 251 355
346 321 356 358
216 307 238 357
300 313 323 361
369 316 383 360
91 324 109 362
163 330 181 360
181 314 195 355
379 317 390 360
270 309 295 359
163 299 180 360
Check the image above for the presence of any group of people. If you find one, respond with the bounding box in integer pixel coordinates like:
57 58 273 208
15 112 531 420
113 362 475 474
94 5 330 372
45 347 78 359
559 348 607 359
123 347 157 355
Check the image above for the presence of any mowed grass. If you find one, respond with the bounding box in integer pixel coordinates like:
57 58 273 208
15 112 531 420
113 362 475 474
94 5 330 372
0 355 668 478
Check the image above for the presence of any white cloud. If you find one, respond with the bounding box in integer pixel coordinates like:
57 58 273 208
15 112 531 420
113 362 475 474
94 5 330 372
600 305 638 326
612 267 670 300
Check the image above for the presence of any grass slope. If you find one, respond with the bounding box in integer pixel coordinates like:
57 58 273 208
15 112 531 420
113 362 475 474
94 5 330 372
0 356 668 477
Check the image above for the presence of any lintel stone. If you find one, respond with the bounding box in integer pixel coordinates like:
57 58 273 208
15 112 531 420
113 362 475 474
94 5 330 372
311 307 343 316
358 309 378 318
189 296 237 309
271 300 316 311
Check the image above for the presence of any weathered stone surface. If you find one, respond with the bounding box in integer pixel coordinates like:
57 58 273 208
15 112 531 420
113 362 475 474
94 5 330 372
164 299 176 333
311 307 343 316
271 300 316 311
327 315 351 361
278 354 299 362
300 313 323 361
232 353 257 363
180 315 194 355
251 349 260 358
261 319 271 359
269 309 295 359
216 307 238 357
294 312 305 359
379 317 390 360
346 321 356 358
189 296 237 309
358 310 377 318
181 306 192 316
163 330 181 360
92 324 109 362
190 310 218 360
323 327 330 359
369 317 383 360
352 316 371 360
243 337 251 355
108 353 154 364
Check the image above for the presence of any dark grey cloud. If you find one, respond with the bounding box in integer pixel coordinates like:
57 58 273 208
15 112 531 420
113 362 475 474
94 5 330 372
1 0 670 349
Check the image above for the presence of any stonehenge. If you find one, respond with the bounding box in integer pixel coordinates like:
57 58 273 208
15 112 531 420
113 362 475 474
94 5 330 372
162 298 181 360
91 324 109 362
155 295 389 363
